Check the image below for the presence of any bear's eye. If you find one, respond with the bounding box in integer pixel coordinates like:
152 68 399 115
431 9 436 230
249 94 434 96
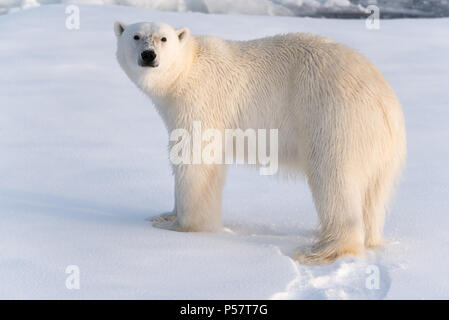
161 37 167 42
133 35 140 40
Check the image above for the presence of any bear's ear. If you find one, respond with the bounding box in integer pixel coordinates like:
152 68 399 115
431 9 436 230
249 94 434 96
114 21 127 37
176 27 190 45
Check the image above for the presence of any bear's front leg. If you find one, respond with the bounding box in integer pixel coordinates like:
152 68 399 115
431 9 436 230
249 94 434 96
153 164 226 232
148 211 177 223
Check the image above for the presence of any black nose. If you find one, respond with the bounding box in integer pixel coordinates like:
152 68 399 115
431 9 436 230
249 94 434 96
141 50 156 62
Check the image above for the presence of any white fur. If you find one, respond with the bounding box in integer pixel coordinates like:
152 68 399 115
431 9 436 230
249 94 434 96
115 21 406 264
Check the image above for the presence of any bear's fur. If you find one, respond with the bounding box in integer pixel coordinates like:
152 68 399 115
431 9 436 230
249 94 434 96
114 21 406 264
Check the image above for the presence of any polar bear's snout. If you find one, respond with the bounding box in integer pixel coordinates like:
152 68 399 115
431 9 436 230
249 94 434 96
139 49 158 68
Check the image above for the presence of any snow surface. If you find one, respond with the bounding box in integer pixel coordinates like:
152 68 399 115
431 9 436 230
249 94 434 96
0 4 449 299
2 0 449 18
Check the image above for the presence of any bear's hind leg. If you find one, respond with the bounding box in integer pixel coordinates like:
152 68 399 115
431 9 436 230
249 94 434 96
363 166 396 248
295 171 365 265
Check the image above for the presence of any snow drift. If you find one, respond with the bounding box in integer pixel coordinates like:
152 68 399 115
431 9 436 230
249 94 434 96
1 0 449 18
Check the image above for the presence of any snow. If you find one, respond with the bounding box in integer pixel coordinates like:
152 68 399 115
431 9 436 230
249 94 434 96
2 0 449 18
1 4 449 299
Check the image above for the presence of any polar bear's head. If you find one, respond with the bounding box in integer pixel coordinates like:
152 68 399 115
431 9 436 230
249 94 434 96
114 21 190 94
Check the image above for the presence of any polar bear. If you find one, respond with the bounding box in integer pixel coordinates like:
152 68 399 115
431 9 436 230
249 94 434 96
114 21 406 264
